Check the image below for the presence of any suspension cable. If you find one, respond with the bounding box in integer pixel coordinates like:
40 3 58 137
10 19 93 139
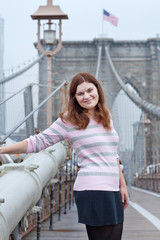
105 46 160 119
0 54 44 85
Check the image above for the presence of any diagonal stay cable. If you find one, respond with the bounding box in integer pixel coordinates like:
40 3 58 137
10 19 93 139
32 83 57 89
105 46 160 119
0 83 57 106
0 86 27 106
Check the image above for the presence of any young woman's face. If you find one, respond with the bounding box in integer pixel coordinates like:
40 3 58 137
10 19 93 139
75 82 99 111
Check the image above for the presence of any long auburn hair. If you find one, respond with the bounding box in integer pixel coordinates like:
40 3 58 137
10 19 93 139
59 72 111 130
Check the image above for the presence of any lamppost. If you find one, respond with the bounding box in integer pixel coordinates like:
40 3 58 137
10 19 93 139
31 0 68 127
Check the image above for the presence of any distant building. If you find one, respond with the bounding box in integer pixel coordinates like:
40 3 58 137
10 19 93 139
0 17 5 136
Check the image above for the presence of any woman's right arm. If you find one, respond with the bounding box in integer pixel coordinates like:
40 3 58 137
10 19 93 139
0 140 28 154
0 117 68 155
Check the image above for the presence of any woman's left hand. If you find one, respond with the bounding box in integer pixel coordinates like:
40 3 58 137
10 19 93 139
120 186 129 210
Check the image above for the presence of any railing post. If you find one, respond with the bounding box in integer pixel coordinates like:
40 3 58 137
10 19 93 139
64 160 68 214
67 143 73 210
49 178 58 230
72 152 77 205
58 167 63 221
37 199 43 240
49 184 55 230
11 224 22 240
69 158 73 210
24 85 34 137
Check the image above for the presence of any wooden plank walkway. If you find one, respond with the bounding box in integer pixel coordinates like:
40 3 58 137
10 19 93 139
23 187 160 240
23 205 88 240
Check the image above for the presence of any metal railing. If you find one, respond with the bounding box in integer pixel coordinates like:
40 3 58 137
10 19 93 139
0 80 67 143
0 79 79 240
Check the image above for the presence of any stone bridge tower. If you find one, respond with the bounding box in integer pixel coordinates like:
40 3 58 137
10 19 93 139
38 38 160 128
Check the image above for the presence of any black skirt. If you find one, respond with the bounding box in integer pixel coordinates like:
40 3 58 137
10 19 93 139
74 190 124 226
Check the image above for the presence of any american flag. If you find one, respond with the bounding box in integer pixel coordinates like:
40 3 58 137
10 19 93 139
103 9 119 27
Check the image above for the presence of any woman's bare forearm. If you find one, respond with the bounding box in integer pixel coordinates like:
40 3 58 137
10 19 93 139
117 159 129 209
0 140 28 154
117 161 126 188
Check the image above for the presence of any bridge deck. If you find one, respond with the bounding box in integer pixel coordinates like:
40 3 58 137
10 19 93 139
23 187 160 240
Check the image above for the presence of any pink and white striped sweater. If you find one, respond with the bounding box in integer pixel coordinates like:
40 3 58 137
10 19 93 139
26 117 119 191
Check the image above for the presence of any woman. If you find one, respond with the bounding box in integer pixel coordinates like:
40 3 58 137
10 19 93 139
0 72 128 240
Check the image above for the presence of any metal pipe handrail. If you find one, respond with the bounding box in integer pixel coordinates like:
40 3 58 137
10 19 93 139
0 142 66 240
0 81 67 142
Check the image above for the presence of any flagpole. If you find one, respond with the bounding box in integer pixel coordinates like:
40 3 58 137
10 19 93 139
102 9 104 38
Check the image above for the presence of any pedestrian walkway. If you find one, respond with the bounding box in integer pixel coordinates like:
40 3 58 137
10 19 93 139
23 187 160 240
23 205 88 240
123 187 160 240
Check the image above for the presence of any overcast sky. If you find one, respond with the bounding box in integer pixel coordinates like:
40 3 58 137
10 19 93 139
1 0 160 70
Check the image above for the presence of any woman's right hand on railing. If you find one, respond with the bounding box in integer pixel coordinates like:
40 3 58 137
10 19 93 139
0 140 28 154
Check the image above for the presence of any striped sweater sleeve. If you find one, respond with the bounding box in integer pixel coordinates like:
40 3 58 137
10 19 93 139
26 118 68 153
